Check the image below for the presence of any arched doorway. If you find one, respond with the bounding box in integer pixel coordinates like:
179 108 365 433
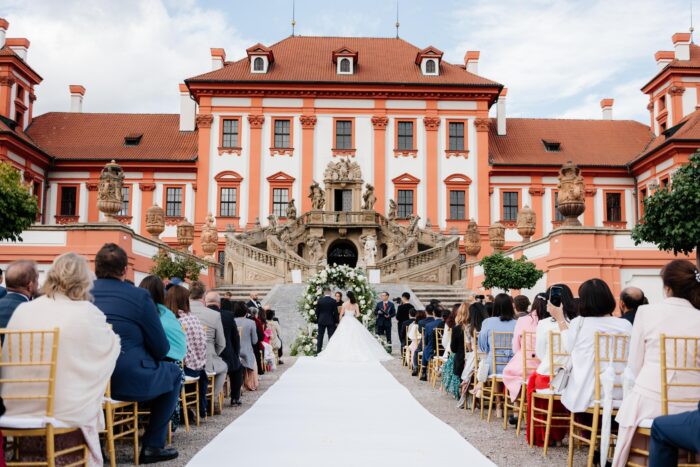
326 240 358 267
450 264 459 284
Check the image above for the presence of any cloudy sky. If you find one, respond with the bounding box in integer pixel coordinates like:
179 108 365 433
2 0 694 122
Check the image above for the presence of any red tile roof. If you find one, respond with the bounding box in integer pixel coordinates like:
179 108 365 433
26 113 197 161
0 116 46 154
489 118 654 167
630 108 700 163
187 36 500 87
642 44 700 89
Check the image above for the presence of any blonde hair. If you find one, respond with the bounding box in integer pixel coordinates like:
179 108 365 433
455 301 470 326
41 252 93 301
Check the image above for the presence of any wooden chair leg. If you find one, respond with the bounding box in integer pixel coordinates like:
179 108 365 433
586 410 599 467
47 424 56 467
543 396 553 457
105 406 116 467
134 402 140 465
181 387 190 432
195 381 201 427
567 414 575 467
487 380 496 422
516 390 526 436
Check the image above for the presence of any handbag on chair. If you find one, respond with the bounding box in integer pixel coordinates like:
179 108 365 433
550 317 584 394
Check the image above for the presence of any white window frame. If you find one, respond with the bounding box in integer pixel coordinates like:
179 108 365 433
337 57 354 75
250 55 269 73
421 58 439 76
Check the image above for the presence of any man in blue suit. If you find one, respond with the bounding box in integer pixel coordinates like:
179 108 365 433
91 243 181 464
649 401 700 467
412 304 436 376
374 291 396 346
0 261 38 329
420 309 449 381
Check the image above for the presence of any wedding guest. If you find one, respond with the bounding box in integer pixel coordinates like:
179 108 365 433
0 267 5 298
450 301 472 406
527 285 577 447
618 286 645 325
0 260 38 329
246 292 263 311
335 291 343 310
420 309 449 381
406 309 424 367
258 310 275 371
441 304 463 399
648 403 700 467
468 297 489 333
189 281 227 413
166 285 208 418
92 243 180 464
249 308 266 374
1 253 120 467
206 291 244 406
234 301 259 390
412 305 436 375
513 295 531 318
612 260 700 467
267 309 284 365
396 292 415 348
548 279 632 414
139 275 186 362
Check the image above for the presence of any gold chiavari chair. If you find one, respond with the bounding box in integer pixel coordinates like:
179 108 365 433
567 332 630 467
180 375 200 431
101 381 139 467
482 331 514 422
530 331 570 457
627 335 700 467
470 329 484 414
417 327 426 378
206 372 217 417
430 327 446 388
503 331 539 434
0 328 89 467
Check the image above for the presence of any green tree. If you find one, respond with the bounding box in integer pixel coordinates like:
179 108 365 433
151 251 202 281
480 253 544 291
0 162 39 242
632 152 700 269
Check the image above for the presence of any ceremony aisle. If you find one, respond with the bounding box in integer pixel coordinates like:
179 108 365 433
188 357 494 466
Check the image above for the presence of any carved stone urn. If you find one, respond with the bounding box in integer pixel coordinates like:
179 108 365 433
464 218 482 258
516 205 536 243
97 160 124 222
488 221 506 252
557 161 585 226
145 205 165 240
177 218 195 252
200 212 219 262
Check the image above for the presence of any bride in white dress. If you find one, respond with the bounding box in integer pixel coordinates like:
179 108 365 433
318 291 392 362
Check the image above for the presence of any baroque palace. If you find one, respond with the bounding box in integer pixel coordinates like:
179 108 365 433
0 17 696 295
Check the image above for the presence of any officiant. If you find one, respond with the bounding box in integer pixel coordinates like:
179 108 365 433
374 292 396 346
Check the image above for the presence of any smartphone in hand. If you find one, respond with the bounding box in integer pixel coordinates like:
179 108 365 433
549 286 563 307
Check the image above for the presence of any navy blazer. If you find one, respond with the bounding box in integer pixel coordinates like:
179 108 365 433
316 295 338 327
0 286 6 299
422 318 445 365
374 300 396 323
0 292 29 329
92 278 180 402
215 305 242 373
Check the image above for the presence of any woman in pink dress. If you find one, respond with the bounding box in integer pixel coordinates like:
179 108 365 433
503 295 544 403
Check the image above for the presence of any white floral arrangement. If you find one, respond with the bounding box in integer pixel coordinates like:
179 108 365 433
290 327 318 356
292 264 378 355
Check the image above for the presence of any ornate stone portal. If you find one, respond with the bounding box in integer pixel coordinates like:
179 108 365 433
224 159 460 284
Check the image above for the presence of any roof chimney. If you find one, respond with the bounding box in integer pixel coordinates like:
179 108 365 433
497 87 507 136
69 85 85 112
6 38 29 61
465 51 480 74
179 83 196 131
0 19 8 49
654 50 674 69
211 48 226 70
672 32 691 61
600 98 614 120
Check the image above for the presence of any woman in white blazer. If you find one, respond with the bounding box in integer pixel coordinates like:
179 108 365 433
1 253 120 467
612 260 700 467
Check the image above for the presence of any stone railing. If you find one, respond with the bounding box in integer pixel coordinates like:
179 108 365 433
299 210 386 227
376 236 461 283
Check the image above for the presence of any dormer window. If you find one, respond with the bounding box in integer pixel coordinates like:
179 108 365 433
253 57 264 72
425 59 436 74
124 133 143 146
339 58 351 73
415 46 443 76
333 46 358 75
246 43 274 74
543 140 561 152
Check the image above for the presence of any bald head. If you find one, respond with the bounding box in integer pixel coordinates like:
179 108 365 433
205 291 220 307
620 287 645 313
5 260 39 297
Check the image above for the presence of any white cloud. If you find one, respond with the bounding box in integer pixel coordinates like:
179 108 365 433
4 0 252 114
446 0 690 122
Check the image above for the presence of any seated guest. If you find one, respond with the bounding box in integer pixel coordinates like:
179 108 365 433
189 281 227 413
513 295 531 318
618 286 645 325
527 285 576 447
468 297 489 333
406 309 425 367
2 253 120 466
412 305 436 375
472 294 517 401
441 304 463 399
208 292 244 406
450 301 474 406
0 267 6 298
0 260 38 329
548 278 632 414
419 309 448 381
503 295 544 408
648 402 700 467
92 243 181 464
234 301 259 390
258 309 276 371
267 309 283 365
401 305 416 351
139 275 186 362
166 285 208 418
612 260 700 467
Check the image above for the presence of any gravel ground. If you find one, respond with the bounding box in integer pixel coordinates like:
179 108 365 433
383 357 586 467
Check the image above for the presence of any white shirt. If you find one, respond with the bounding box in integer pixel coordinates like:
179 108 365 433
535 317 565 377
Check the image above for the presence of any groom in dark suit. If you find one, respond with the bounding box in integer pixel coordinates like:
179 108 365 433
316 287 338 354
374 291 396 345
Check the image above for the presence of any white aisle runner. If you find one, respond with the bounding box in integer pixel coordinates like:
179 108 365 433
188 357 494 466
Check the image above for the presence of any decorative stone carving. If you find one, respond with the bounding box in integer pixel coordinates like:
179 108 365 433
139 182 156 192
557 161 585 226
177 218 195 252
247 114 265 128
195 114 213 128
331 148 356 158
393 149 418 158
0 76 16 87
145 205 165 240
270 147 294 157
308 181 326 210
361 234 378 267
464 218 481 257
371 116 389 130
423 116 441 131
86 182 99 191
323 158 362 181
528 186 544 197
646 102 654 112
97 160 124 223
669 85 685 96
200 213 219 261
474 118 490 132
361 183 376 210
307 235 326 265
286 198 297 220
388 199 397 220
516 205 536 243
300 115 317 129
488 221 506 252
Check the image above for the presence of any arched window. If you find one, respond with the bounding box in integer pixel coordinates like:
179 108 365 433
340 58 351 73
253 57 264 71
425 59 436 74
